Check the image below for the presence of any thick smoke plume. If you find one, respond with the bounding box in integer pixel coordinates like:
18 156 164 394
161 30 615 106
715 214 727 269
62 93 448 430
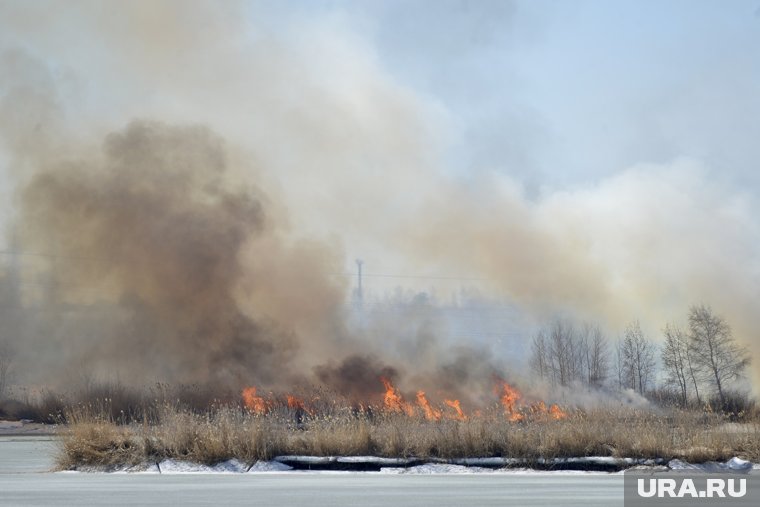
314 355 399 401
5 117 505 402
0 1 758 398
16 121 334 386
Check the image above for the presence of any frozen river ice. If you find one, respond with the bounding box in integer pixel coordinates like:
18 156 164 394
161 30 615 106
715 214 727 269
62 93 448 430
0 436 625 506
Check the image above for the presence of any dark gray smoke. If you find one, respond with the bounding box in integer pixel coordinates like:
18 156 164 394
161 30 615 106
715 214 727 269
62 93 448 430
16 121 301 386
314 354 400 401
8 119 505 401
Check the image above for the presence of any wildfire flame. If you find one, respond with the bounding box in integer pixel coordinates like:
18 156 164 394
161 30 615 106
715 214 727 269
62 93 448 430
549 404 567 420
242 386 267 414
285 394 314 415
444 399 467 420
380 377 415 416
495 380 524 422
241 377 568 423
528 400 568 420
530 400 547 415
416 391 442 421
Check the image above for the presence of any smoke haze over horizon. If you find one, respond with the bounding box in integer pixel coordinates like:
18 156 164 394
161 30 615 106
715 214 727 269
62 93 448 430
0 1 758 397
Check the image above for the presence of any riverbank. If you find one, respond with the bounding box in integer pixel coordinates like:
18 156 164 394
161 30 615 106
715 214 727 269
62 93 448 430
56 404 760 472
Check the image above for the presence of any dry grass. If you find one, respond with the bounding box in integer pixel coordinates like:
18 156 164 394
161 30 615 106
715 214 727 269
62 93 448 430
55 400 760 470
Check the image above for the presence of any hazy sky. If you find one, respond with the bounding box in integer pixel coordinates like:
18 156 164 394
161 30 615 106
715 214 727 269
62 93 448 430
246 0 760 191
1 0 760 320
2 1 760 387
3 1 758 195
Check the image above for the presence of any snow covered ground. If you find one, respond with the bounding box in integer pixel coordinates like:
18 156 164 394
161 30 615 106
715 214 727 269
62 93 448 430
667 456 758 472
67 456 760 474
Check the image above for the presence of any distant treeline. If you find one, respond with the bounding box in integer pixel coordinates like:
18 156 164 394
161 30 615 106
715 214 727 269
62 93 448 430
530 304 752 413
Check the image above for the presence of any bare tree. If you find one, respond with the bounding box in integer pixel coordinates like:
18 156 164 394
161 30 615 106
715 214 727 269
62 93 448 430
547 319 583 386
0 261 20 400
531 320 609 388
687 304 751 406
580 323 609 387
620 321 656 395
684 335 702 405
530 330 549 382
620 335 636 392
614 338 630 390
0 339 13 399
661 324 689 406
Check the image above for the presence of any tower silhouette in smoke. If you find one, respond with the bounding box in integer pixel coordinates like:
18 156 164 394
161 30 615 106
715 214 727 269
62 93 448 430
353 259 364 326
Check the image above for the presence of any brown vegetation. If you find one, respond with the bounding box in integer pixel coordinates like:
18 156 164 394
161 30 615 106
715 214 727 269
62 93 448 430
55 396 760 471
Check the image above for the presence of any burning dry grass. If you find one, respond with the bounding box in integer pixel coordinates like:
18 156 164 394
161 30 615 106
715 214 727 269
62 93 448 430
56 399 760 470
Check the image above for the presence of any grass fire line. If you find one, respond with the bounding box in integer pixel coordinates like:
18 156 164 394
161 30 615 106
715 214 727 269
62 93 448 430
54 378 760 471
240 378 565 423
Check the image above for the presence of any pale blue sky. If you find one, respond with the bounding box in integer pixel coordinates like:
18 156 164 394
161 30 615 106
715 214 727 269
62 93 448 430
2 0 758 194
247 0 760 192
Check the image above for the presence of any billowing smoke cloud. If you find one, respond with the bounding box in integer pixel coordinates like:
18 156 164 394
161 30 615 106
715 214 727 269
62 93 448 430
400 162 760 389
17 120 305 386
0 1 758 398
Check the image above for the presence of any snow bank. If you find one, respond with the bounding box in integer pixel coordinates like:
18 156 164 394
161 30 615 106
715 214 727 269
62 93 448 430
381 464 492 474
58 455 759 473
119 462 160 473
158 459 247 474
668 457 754 473
248 461 294 472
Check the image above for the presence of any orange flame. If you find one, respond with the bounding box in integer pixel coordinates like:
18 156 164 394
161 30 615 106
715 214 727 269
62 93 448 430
240 378 568 423
528 400 568 420
530 401 547 415
549 404 567 420
416 391 442 421
287 394 304 410
242 386 267 414
286 394 315 416
380 377 415 416
444 399 467 420
495 380 524 422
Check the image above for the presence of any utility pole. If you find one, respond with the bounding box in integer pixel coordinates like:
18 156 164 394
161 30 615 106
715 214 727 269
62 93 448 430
355 259 364 307
7 225 21 303
352 259 365 327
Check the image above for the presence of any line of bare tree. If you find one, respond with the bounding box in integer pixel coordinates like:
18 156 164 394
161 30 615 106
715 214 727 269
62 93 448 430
529 305 752 411
530 319 610 388
529 318 657 395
